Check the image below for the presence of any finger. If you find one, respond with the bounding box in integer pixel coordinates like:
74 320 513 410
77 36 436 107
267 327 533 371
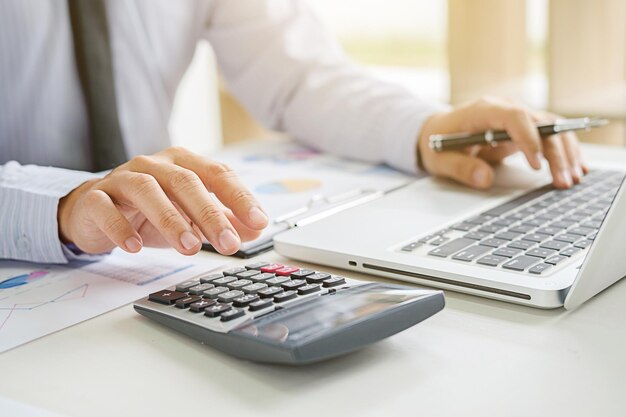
561 131 586 181
542 135 573 189
168 151 268 230
499 107 543 170
126 158 242 255
477 142 518 164
83 190 143 253
224 210 263 242
97 172 206 255
429 151 495 189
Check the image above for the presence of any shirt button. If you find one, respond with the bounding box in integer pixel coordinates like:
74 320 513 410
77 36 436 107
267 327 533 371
16 236 31 253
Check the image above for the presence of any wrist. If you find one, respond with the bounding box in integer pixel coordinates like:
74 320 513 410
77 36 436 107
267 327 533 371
57 179 94 244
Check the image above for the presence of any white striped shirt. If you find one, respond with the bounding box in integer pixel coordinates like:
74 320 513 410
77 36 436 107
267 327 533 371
0 0 442 263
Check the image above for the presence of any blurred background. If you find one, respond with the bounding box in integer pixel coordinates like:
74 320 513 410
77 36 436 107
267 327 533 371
170 0 626 154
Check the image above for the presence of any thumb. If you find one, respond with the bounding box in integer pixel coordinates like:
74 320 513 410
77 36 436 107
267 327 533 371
431 152 495 189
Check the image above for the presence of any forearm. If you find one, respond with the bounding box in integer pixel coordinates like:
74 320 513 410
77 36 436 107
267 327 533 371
207 0 446 173
0 161 100 263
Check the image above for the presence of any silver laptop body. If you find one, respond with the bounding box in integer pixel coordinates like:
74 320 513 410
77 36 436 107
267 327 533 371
275 157 626 309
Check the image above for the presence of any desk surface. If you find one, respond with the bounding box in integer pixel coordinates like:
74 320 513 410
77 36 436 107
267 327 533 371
2 143 626 417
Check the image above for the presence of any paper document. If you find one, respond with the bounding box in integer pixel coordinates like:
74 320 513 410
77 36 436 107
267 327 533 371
211 138 421 253
0 248 227 353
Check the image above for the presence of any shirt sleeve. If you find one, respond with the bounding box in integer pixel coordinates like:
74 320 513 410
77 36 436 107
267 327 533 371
0 161 102 263
204 0 447 173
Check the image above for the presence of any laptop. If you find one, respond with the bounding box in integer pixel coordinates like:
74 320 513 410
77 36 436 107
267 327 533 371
274 155 626 309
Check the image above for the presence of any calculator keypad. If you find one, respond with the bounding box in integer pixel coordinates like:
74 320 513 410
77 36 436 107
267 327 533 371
144 262 354 333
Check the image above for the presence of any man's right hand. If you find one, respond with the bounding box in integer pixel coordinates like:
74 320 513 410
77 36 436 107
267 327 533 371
58 147 269 256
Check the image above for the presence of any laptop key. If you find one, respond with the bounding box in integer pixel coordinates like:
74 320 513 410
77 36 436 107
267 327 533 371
428 238 475 258
509 224 534 234
452 222 475 232
574 240 592 249
568 227 595 236
494 231 522 241
545 255 567 265
502 255 539 271
401 242 421 252
466 215 492 225
479 238 508 248
526 248 557 259
464 231 490 240
478 224 504 234
535 227 562 236
560 247 581 257
554 233 580 243
477 255 508 267
452 245 492 262
539 240 570 251
550 220 577 229
522 233 549 243
529 263 552 275
508 240 535 250
493 247 522 258
492 217 518 227
429 236 450 246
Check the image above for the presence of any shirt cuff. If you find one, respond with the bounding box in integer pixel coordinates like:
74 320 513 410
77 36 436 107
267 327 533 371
383 102 451 174
0 161 102 264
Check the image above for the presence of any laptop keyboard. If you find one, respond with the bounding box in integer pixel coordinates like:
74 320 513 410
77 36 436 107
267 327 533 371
399 170 624 275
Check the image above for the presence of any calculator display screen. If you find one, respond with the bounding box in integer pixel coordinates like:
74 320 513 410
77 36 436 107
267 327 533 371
234 284 432 344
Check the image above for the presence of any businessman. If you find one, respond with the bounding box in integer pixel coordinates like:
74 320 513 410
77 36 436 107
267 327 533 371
0 0 586 264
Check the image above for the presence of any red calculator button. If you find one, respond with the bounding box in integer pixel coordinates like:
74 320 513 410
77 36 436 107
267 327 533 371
275 267 300 276
260 264 284 273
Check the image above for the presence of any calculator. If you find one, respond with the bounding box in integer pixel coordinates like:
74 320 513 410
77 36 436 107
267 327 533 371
134 262 445 364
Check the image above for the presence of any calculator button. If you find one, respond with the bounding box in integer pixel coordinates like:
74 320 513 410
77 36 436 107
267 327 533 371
245 261 270 270
202 286 229 299
189 299 216 312
274 290 297 303
220 308 246 322
266 276 290 286
188 283 214 295
290 269 316 279
260 264 284 273
322 276 346 288
199 273 224 283
213 276 237 286
281 279 306 290
218 290 245 303
258 286 284 298
175 281 200 292
204 303 231 318
235 270 261 280
275 267 300 276
233 294 260 307
242 283 268 294
250 273 275 283
249 299 274 312
223 267 247 276
298 284 321 295
227 279 253 290
305 273 331 284
175 295 202 309
148 290 188 305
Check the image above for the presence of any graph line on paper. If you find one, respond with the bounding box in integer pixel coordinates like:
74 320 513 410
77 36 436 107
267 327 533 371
0 284 89 331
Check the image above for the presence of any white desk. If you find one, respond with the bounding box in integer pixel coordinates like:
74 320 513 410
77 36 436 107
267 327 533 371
2 144 626 417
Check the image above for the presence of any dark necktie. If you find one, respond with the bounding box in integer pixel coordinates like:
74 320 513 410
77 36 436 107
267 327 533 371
68 0 127 171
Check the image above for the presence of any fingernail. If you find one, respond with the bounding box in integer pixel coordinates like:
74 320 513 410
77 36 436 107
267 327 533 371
180 231 200 250
472 168 488 188
560 169 573 188
248 206 269 227
125 237 142 252
218 229 240 252
573 166 584 181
